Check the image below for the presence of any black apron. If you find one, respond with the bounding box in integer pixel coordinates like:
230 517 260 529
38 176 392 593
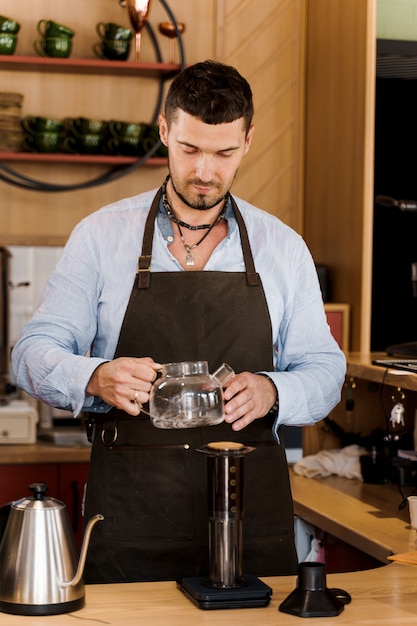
83 189 297 583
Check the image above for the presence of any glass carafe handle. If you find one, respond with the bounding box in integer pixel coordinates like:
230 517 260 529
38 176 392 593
212 363 235 386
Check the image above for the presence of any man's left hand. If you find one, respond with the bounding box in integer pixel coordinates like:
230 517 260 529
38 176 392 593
223 372 277 431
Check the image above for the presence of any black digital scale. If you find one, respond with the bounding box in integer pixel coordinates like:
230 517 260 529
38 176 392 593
177 441 273 610
177 574 272 610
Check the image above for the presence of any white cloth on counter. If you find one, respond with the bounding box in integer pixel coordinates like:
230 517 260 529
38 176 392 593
293 444 366 480
304 537 325 563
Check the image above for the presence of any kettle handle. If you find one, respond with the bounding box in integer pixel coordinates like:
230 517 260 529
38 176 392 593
0 503 12 543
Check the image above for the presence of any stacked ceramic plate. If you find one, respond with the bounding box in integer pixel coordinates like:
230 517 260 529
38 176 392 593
0 92 24 152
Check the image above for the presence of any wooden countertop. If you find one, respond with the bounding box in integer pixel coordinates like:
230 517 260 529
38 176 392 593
347 351 417 391
290 468 417 562
0 442 91 464
295 350 417 562
0 562 416 624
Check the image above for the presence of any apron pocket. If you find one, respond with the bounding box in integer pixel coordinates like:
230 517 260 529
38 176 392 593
103 445 195 543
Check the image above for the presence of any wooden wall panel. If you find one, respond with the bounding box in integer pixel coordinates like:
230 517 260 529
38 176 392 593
215 0 305 231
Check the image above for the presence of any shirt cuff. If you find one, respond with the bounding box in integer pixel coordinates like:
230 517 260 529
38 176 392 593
257 372 279 416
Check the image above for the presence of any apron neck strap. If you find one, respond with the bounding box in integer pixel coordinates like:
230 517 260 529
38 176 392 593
137 187 260 288
229 195 260 286
137 189 161 288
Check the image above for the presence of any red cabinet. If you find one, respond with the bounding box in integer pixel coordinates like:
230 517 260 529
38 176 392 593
0 462 89 547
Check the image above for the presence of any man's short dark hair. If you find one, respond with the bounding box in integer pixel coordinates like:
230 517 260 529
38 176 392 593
164 60 254 135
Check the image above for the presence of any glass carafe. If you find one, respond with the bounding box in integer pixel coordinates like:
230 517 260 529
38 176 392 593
149 361 234 429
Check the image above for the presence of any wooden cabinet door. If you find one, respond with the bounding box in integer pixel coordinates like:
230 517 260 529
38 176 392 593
0 463 58 505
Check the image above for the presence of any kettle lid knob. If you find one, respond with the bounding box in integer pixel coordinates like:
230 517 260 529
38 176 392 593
29 482 48 500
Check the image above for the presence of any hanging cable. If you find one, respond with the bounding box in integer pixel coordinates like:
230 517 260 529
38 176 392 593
0 0 186 192
0 139 162 192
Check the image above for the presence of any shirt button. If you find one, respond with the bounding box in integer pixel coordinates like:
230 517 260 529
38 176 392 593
167 236 174 242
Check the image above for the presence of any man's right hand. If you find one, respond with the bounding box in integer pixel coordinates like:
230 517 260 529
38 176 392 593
86 357 162 415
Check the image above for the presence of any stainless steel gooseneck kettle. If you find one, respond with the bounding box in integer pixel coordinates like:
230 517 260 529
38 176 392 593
0 482 103 616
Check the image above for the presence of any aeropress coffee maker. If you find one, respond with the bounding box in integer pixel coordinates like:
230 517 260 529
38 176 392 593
177 441 273 610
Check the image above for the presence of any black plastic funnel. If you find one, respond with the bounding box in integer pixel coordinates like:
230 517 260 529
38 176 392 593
279 561 351 618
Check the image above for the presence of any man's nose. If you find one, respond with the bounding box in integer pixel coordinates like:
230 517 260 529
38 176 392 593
195 154 214 182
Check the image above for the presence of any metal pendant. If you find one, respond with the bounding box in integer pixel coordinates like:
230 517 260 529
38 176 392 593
185 252 195 266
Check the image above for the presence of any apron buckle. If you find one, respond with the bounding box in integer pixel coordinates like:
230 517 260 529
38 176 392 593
101 421 119 446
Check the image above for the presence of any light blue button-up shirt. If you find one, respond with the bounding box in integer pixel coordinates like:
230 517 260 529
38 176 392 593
11 188 346 432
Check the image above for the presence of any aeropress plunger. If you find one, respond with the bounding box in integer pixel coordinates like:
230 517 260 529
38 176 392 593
177 441 272 610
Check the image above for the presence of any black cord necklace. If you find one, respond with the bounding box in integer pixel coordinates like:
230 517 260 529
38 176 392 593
161 176 226 266
164 203 213 231
162 176 224 230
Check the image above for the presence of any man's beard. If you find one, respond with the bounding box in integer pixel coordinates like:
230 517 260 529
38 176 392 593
169 173 231 211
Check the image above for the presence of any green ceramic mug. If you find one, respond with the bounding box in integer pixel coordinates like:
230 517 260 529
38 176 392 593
107 120 143 140
37 19 74 39
0 32 18 55
93 38 131 61
63 133 104 155
64 117 107 137
22 116 63 134
0 15 20 34
33 37 73 58
23 131 62 153
106 136 142 156
96 22 132 41
140 123 167 157
143 122 160 141
141 136 168 157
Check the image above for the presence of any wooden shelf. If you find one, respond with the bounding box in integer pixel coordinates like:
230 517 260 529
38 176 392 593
0 151 168 166
0 55 181 78
0 56 174 167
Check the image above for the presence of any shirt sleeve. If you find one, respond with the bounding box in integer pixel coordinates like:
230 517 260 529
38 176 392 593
260 237 346 435
11 219 113 416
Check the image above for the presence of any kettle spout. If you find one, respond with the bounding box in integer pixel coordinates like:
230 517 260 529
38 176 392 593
60 513 104 588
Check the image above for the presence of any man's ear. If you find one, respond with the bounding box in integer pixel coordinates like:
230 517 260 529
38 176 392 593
159 114 168 146
244 124 255 155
